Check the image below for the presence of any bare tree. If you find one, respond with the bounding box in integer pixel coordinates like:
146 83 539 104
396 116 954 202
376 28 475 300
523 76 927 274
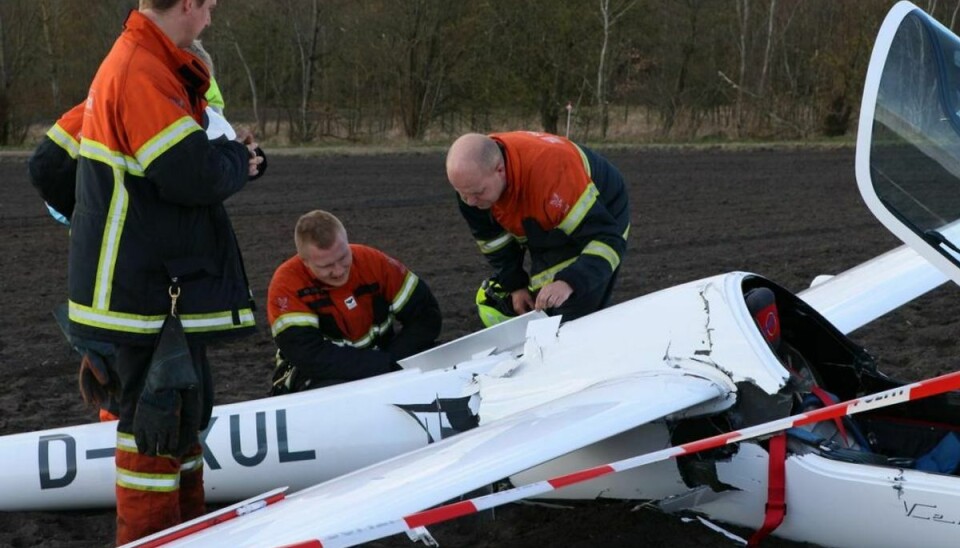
232 40 260 135
287 0 326 142
373 0 470 140
758 0 777 95
595 0 638 139
734 0 750 136
0 1 39 144
38 0 62 113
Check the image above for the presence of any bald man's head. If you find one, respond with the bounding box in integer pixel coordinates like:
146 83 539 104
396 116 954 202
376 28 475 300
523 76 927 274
445 133 506 209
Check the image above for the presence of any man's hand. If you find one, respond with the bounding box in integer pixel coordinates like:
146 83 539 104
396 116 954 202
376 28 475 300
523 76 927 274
78 351 117 407
535 280 573 311
234 128 265 178
511 288 535 315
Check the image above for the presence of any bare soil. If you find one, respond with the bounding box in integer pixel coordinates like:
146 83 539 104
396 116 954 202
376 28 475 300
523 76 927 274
0 146 957 547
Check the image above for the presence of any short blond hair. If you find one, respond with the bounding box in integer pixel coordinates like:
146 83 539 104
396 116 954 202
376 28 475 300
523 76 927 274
295 210 346 254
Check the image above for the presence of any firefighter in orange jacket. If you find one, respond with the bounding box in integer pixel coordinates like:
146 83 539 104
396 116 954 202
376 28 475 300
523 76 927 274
446 131 630 324
67 2 262 543
29 41 252 426
268 210 441 393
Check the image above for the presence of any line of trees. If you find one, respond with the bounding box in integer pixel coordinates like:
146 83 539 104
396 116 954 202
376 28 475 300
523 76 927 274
1 0 950 146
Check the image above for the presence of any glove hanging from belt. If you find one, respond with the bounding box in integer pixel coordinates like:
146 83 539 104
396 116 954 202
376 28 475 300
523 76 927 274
133 285 202 457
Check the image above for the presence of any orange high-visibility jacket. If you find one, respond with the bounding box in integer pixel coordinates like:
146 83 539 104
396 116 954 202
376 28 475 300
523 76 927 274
458 131 630 296
68 11 254 345
267 245 441 381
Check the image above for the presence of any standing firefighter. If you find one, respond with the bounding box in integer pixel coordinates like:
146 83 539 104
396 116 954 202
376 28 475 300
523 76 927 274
67 1 262 543
446 131 630 324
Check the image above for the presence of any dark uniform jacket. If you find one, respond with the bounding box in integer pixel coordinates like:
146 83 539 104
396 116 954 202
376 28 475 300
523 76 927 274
28 102 84 220
68 10 254 346
458 131 630 299
267 245 441 382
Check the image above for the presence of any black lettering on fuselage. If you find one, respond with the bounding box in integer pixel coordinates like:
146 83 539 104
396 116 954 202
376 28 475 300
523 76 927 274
39 434 77 489
201 416 221 470
277 409 315 463
38 408 320 488
230 412 268 467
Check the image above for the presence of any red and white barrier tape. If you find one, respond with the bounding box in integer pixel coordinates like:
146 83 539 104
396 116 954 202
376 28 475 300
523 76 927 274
128 487 287 548
278 369 960 548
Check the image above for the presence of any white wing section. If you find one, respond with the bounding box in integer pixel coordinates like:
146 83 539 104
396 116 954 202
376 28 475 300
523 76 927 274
160 371 727 547
799 244 946 334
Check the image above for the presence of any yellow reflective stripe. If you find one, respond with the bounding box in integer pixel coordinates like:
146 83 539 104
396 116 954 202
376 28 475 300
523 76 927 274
136 116 202 170
556 183 599 235
116 432 138 454
79 139 144 175
572 143 591 177
623 223 630 240
181 454 203 473
272 309 397 347
529 257 576 290
182 310 255 332
477 232 514 254
583 240 621 271
328 316 393 349
47 123 79 158
94 166 128 309
271 312 319 337
70 301 254 335
116 467 180 492
391 272 418 313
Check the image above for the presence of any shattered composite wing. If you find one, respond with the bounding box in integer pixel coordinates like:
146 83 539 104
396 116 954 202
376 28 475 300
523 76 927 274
158 371 727 547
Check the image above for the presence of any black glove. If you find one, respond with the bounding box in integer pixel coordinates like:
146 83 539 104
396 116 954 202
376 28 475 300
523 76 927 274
133 315 197 457
176 384 202 455
249 147 267 180
134 388 183 456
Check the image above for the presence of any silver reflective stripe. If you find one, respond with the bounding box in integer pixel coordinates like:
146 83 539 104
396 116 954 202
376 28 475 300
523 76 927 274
116 467 180 492
70 301 255 335
94 166 128 309
327 315 393 349
136 116 203 170
79 139 145 175
271 312 319 337
556 183 599 235
47 123 79 158
477 232 514 254
583 240 621 271
181 454 203 473
572 143 591 177
529 257 577 290
391 272 419 312
116 432 138 454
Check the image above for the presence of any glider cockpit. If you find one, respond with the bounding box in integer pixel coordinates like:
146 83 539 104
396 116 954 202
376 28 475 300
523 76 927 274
726 277 960 477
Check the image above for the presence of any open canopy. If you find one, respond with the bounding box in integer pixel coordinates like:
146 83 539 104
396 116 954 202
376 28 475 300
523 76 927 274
857 1 960 285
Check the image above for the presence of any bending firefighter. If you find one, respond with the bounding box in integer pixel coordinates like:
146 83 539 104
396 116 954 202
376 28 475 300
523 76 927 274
268 210 441 393
446 131 630 325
